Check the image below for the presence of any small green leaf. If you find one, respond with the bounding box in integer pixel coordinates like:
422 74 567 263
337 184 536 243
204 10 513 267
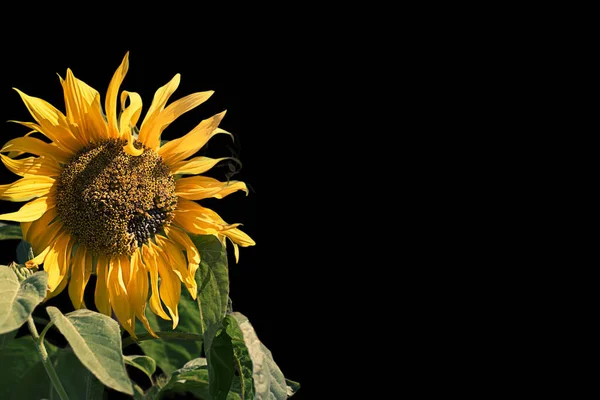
47 307 134 395
205 319 235 400
0 336 58 399
16 240 34 264
124 355 157 381
158 357 241 400
228 312 299 399
0 268 48 334
0 222 22 240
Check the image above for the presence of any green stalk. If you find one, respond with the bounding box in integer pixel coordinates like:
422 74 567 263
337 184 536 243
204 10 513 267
27 317 70 400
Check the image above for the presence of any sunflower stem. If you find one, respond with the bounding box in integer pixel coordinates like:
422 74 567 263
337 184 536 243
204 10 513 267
27 317 70 400
122 331 204 348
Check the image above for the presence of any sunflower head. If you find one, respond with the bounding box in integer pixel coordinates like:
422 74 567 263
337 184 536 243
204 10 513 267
0 52 255 338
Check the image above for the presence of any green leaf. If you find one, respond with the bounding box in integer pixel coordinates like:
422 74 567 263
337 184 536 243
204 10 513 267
0 222 22 240
228 312 299 399
0 336 58 399
0 329 17 350
16 240 34 264
0 268 48 334
159 358 241 400
52 350 105 400
205 319 235 400
136 235 228 376
47 307 134 395
225 316 255 399
124 355 157 381
190 234 230 332
136 295 204 376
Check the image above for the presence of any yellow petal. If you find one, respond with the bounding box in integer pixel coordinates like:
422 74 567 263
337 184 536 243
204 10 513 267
141 243 171 320
13 89 81 154
175 176 248 201
138 74 181 146
61 69 108 145
68 245 90 309
174 198 239 235
0 154 61 177
155 235 197 299
221 227 256 248
0 175 55 201
128 250 158 338
22 207 61 254
0 136 71 163
169 156 231 176
119 91 143 156
44 230 72 296
107 255 136 337
159 111 227 166
94 253 112 316
105 52 130 139
153 243 181 329
140 90 214 150
165 225 200 278
0 195 54 222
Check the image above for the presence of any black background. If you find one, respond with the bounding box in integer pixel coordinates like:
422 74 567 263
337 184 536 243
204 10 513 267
0 45 312 398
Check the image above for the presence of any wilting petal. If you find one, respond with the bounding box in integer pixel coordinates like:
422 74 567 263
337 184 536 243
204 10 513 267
107 255 136 337
105 52 130 139
21 207 61 255
141 243 171 320
94 254 111 316
128 250 158 338
155 235 197 299
175 176 248 200
159 111 228 166
165 225 201 278
44 230 73 298
0 175 55 201
120 91 143 156
68 245 91 309
153 242 181 329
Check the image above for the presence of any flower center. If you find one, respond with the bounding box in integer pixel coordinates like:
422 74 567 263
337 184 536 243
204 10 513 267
56 139 177 256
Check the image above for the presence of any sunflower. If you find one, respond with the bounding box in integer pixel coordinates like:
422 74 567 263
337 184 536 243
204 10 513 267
0 52 254 338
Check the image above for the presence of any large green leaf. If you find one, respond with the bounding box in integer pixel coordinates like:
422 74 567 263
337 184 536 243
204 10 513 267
191 234 230 332
136 235 229 376
0 336 58 399
51 350 105 400
205 319 235 400
47 307 134 395
0 222 22 240
0 268 48 334
228 312 299 399
124 354 157 381
6 347 104 400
